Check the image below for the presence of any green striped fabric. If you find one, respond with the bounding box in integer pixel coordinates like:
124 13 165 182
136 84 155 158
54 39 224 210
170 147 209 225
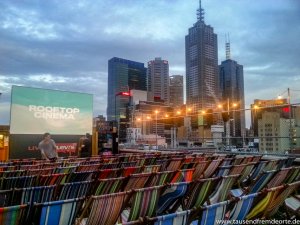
0 204 28 225
127 186 163 222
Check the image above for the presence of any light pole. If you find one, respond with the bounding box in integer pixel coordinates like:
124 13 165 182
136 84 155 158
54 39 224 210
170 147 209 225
155 110 158 150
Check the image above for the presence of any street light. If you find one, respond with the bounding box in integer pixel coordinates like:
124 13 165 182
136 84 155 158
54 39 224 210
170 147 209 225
155 110 159 150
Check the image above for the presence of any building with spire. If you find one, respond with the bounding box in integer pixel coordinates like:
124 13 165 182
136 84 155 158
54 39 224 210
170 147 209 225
185 0 219 128
219 37 245 146
147 57 170 104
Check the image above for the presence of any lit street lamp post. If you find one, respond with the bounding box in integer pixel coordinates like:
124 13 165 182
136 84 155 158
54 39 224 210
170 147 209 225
155 110 158 150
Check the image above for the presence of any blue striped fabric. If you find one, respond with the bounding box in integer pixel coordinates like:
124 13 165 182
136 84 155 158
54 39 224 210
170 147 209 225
153 210 191 225
37 198 82 225
229 193 258 220
157 182 189 215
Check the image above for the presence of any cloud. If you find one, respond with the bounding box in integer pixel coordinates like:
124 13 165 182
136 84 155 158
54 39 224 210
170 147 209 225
0 0 299 128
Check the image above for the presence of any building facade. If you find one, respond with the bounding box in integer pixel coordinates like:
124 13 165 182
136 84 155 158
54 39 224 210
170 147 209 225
185 2 219 128
219 54 245 146
169 75 184 108
107 57 147 122
147 57 170 104
106 57 146 142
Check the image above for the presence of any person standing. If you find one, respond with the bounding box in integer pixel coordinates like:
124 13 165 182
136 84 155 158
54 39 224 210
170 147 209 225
38 132 58 162
79 133 92 158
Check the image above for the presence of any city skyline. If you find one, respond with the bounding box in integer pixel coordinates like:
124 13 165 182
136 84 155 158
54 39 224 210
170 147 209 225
1 0 300 127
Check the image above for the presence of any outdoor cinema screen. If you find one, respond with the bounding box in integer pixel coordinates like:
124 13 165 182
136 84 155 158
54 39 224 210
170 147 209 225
10 86 93 135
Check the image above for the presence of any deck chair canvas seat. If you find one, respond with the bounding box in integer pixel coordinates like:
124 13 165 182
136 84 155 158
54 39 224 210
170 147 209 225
122 186 163 223
33 198 84 225
57 181 92 200
157 182 189 215
94 177 125 195
77 191 131 225
0 204 28 225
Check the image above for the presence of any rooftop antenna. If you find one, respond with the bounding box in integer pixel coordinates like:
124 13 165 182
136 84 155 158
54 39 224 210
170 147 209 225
225 33 231 60
197 0 205 22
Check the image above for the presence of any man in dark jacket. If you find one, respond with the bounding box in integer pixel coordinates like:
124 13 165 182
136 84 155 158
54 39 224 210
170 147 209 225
79 133 92 157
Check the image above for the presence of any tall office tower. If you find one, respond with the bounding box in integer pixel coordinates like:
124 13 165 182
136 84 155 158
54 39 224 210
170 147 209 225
219 40 245 146
185 1 219 127
147 57 170 104
106 57 146 123
169 75 184 108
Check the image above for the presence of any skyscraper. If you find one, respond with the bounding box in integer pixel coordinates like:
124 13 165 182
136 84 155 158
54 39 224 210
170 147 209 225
185 1 219 127
107 57 146 123
147 57 170 104
219 40 245 146
169 75 183 108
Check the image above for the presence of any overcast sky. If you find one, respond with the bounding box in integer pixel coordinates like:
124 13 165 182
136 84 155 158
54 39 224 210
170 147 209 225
1 0 300 127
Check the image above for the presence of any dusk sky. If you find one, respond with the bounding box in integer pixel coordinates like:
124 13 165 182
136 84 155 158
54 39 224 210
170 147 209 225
1 0 300 127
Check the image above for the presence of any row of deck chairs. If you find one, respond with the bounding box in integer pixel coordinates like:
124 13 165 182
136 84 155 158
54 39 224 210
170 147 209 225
0 152 298 224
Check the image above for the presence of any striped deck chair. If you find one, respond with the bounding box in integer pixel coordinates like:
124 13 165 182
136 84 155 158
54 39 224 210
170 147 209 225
147 209 192 225
76 164 101 172
250 155 262 163
123 173 152 191
179 162 192 170
26 168 54 176
170 169 194 183
146 171 176 187
1 175 37 189
192 161 209 180
220 158 233 166
41 162 62 169
37 173 68 186
215 165 232 177
33 197 84 225
11 185 56 223
182 177 220 210
228 164 248 176
284 157 296 168
246 185 285 220
209 174 239 204
229 193 258 221
155 159 170 171
119 161 138 168
0 189 13 207
99 162 119 169
53 166 77 174
0 204 28 225
266 167 292 188
190 200 229 225
77 191 131 225
0 166 16 172
237 162 256 187
248 160 268 181
265 181 300 218
165 158 183 171
124 186 163 223
157 182 189 215
66 171 95 182
0 170 26 178
97 168 121 179
264 160 279 171
202 159 222 178
284 166 300 184
19 164 41 170
122 166 143 177
94 177 125 195
12 185 56 205
231 170 277 198
57 181 92 200
143 165 161 173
